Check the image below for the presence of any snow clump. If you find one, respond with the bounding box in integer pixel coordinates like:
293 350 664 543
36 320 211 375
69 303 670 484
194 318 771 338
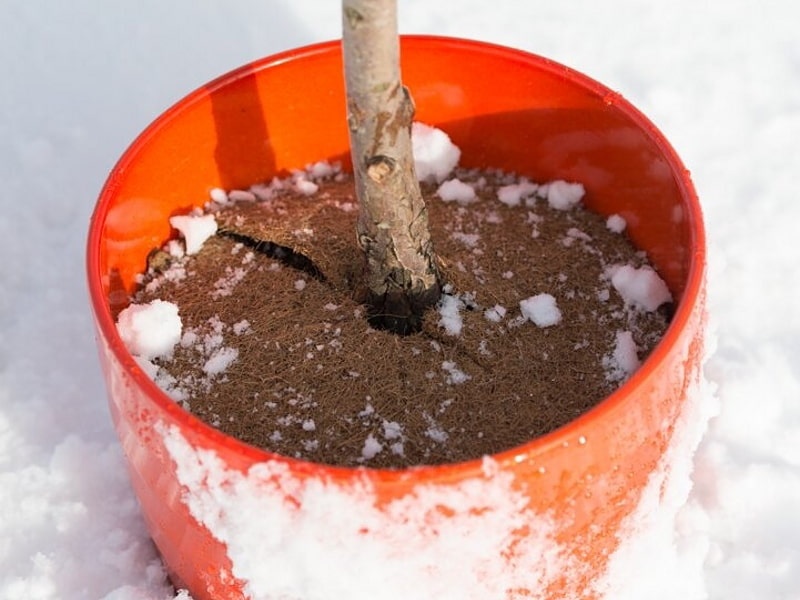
497 180 538 207
544 180 585 210
606 214 627 233
294 178 319 196
116 299 182 361
437 178 477 205
209 187 228 204
519 294 562 327
608 264 672 311
484 304 507 322
361 434 383 460
307 160 337 179
411 122 461 183
169 213 218 255
438 293 465 335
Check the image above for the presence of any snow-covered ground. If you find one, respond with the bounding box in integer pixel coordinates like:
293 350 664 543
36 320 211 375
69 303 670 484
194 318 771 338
1 1 798 598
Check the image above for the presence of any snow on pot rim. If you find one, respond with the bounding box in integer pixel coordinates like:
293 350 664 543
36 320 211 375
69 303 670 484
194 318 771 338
86 36 707 598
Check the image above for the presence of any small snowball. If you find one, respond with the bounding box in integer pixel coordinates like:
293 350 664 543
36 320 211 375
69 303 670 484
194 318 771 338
180 330 198 348
437 178 477 205
117 299 182 361
294 279 307 291
308 161 336 179
437 294 464 336
411 122 461 183
606 214 627 233
295 179 319 196
520 294 562 328
229 189 257 203
302 419 316 432
497 181 538 207
484 305 507 322
361 434 383 460
546 180 585 210
209 187 228 204
169 213 218 255
609 264 673 311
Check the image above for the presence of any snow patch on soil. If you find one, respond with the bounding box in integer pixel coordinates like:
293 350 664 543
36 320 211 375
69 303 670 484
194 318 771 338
169 213 218 255
608 264 673 312
497 180 538 207
437 178 477 205
484 304 507 323
411 122 461 183
543 180 585 211
442 360 471 385
519 294 562 328
203 346 239 376
360 434 383 461
603 330 641 382
437 293 465 336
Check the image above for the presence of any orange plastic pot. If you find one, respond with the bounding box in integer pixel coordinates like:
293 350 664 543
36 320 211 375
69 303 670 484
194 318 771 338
87 37 706 599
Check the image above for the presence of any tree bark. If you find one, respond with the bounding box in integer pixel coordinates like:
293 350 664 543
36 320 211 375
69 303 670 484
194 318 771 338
342 0 441 334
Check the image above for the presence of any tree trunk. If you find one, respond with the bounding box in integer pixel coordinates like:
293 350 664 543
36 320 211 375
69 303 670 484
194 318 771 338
342 0 441 335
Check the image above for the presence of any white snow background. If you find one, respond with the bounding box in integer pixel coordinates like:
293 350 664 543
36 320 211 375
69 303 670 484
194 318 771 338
1 1 798 599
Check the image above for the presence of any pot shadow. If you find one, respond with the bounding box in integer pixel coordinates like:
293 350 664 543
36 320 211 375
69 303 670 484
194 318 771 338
208 65 276 190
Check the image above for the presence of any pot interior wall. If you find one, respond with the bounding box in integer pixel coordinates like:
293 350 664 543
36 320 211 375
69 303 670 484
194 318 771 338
93 38 694 308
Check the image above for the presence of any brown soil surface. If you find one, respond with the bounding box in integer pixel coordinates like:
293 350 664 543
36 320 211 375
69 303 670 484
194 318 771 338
134 168 670 468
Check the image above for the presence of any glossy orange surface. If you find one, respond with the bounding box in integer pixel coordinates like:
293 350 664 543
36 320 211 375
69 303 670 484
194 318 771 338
87 37 706 599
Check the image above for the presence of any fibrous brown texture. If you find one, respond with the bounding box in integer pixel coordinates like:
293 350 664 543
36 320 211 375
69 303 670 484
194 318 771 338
136 169 670 468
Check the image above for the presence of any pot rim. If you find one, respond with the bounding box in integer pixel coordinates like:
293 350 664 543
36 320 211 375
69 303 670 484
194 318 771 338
87 35 706 484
